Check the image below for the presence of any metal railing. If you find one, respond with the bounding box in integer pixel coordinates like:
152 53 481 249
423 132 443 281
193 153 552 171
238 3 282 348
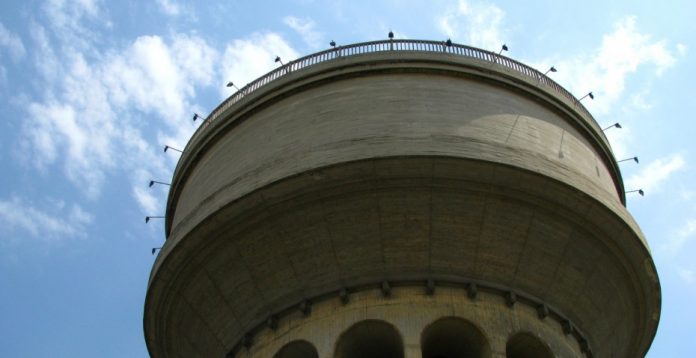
187 39 598 149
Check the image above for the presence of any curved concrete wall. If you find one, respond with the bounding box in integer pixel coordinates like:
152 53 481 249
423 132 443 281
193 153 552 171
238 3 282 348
166 57 623 244
145 52 659 358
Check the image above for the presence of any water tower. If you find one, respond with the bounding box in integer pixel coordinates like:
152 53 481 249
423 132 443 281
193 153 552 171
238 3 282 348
144 40 660 358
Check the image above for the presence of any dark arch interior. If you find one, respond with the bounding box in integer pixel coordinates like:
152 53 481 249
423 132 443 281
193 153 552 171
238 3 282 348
506 332 553 358
421 317 490 358
273 340 319 358
334 320 404 358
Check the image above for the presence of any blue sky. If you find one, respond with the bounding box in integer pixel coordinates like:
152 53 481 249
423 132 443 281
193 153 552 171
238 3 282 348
0 0 694 356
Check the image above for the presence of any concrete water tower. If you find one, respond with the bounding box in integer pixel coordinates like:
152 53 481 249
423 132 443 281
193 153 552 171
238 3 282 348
144 39 660 358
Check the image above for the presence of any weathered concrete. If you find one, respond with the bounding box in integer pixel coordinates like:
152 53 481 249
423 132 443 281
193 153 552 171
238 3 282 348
236 287 583 358
144 50 659 358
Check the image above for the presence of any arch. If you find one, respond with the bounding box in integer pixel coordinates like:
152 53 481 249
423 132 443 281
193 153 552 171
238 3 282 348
334 319 404 358
273 340 319 358
506 332 554 358
421 317 491 358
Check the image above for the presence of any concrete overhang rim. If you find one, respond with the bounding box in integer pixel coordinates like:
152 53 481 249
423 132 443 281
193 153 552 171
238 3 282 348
145 156 659 358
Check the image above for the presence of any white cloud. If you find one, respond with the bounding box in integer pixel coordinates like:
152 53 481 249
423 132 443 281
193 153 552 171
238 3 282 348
678 220 696 241
680 189 696 202
24 101 110 198
134 186 159 215
676 43 688 56
0 196 93 242
437 0 505 51
23 5 218 203
42 0 103 51
520 16 683 161
628 90 653 112
662 219 696 256
678 268 696 285
602 125 632 160
156 0 181 16
0 21 26 84
0 22 26 61
44 0 100 24
220 32 299 97
22 2 300 216
102 33 218 123
625 154 685 194
29 23 61 83
545 16 680 116
283 16 322 48
519 18 682 168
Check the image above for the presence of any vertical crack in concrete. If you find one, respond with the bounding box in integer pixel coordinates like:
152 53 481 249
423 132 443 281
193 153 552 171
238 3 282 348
428 158 434 272
511 209 537 285
505 114 521 144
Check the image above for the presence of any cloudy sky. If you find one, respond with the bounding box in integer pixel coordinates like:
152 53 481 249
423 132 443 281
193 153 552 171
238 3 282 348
0 0 694 356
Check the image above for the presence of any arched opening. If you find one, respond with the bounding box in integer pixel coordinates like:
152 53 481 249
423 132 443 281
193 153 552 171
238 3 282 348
273 340 319 358
506 332 553 358
334 319 404 358
421 317 490 358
